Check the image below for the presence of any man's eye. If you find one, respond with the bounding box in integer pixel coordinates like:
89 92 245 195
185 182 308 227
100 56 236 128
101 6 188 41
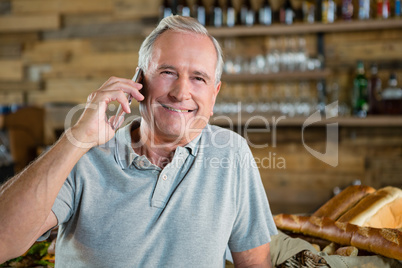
195 77 206 83
162 71 174 75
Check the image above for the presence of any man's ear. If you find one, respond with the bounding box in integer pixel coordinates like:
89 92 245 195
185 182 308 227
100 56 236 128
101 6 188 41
211 81 222 116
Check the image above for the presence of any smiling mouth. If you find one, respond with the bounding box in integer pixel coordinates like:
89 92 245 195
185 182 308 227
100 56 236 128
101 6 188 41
161 104 194 113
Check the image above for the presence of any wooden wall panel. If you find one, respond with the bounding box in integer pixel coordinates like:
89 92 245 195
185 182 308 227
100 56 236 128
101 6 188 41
114 0 160 19
23 39 92 64
11 0 114 14
29 78 105 105
0 59 22 80
0 14 59 32
42 52 138 79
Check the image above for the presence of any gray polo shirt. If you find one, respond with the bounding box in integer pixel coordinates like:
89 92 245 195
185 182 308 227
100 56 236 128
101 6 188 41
49 119 277 267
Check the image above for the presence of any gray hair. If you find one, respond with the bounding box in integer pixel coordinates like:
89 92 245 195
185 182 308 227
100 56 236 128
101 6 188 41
138 15 223 86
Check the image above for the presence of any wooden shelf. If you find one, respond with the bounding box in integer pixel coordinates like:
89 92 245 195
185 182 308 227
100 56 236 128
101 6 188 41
206 19 402 37
0 81 41 92
210 115 402 127
222 69 330 82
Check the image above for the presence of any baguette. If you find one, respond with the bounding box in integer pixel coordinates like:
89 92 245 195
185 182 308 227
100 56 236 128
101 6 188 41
350 227 402 260
313 185 375 221
362 197 402 229
338 186 402 226
273 214 310 233
275 214 402 260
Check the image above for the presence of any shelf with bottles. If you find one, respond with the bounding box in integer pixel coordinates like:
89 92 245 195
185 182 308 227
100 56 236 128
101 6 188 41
154 0 402 37
205 18 402 37
143 17 402 38
221 34 326 80
213 80 340 118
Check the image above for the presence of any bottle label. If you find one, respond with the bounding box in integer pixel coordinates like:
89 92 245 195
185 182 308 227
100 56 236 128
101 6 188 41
181 7 191 17
285 9 293 24
303 2 315 23
322 1 336 23
163 8 172 18
227 8 236 27
382 0 389 18
396 0 401 16
246 10 255 26
342 0 353 20
197 7 206 25
259 7 272 25
214 7 222 27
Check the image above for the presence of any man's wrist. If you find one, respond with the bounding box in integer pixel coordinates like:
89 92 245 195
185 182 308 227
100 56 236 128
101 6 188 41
64 127 97 151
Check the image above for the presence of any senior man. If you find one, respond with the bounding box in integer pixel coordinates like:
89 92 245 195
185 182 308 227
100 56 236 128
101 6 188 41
0 16 277 267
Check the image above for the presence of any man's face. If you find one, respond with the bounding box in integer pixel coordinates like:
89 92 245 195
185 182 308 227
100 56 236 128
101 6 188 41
140 30 221 143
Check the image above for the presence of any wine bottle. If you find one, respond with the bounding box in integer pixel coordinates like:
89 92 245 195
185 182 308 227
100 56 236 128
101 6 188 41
368 64 382 114
358 0 370 20
280 0 294 25
193 0 206 25
240 0 255 26
381 73 402 114
342 0 353 20
258 0 272 25
395 0 401 17
225 0 236 27
160 0 173 20
322 0 336 23
177 0 191 16
352 60 369 117
210 0 223 27
302 0 315 23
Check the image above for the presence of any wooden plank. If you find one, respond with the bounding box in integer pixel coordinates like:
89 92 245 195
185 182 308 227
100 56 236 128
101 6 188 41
114 0 159 20
0 32 38 44
0 91 23 104
42 20 143 39
11 0 113 14
326 40 402 64
30 78 105 105
0 0 11 15
0 14 59 32
0 81 40 91
63 14 115 26
23 39 92 63
89 36 144 53
43 52 139 79
0 43 21 58
0 59 23 81
325 29 402 44
250 145 365 172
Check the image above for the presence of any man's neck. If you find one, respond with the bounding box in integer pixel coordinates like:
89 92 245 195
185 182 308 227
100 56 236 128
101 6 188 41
131 124 197 169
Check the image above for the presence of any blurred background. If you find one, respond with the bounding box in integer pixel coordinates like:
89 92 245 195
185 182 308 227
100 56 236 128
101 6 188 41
0 0 401 214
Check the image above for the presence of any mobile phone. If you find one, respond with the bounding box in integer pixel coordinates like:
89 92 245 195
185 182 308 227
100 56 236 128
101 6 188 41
111 68 143 130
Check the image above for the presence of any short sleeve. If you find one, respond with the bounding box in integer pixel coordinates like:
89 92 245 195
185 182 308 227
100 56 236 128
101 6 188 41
37 171 76 241
228 139 278 252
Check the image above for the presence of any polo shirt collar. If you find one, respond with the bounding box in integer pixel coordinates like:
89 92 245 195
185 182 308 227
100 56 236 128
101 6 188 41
114 118 203 170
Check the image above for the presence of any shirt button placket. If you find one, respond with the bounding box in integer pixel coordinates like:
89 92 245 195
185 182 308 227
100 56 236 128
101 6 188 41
162 174 168 181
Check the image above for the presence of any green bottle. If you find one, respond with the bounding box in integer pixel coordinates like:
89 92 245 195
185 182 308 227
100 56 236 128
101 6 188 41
352 61 369 117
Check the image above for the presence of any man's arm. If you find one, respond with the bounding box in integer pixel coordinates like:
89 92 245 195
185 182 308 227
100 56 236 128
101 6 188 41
0 133 89 263
0 76 143 263
231 243 272 268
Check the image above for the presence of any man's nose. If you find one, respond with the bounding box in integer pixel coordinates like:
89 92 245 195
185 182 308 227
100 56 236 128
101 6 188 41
169 77 192 101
